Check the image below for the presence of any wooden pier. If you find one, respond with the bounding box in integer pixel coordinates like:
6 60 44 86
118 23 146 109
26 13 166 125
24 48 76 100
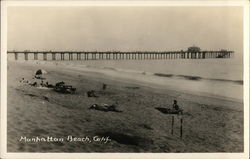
7 50 233 61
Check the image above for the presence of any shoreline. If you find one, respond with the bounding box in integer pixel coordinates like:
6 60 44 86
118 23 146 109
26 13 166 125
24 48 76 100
6 61 243 152
10 60 243 104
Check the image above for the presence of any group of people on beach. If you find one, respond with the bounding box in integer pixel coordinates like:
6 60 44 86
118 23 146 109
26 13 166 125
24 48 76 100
19 69 183 114
30 80 53 88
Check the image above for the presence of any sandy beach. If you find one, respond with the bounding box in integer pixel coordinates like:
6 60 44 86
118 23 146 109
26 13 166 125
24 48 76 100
7 61 243 152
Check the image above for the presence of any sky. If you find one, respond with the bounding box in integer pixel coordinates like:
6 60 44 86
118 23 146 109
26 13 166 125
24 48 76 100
7 6 243 57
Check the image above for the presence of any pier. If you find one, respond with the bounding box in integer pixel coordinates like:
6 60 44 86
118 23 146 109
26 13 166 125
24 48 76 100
7 49 233 61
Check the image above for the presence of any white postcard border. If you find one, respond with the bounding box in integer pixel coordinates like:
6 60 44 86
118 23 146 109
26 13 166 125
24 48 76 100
1 1 249 159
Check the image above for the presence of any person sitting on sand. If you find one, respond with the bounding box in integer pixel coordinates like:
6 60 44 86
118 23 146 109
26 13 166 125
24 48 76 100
40 80 45 87
173 100 179 110
172 100 183 114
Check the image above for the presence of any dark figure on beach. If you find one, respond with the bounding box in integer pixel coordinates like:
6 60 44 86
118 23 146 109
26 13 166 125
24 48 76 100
54 81 76 94
155 100 183 115
87 90 98 97
40 80 45 87
102 84 107 90
30 82 37 87
172 100 183 115
45 82 54 88
173 100 179 110
55 81 65 87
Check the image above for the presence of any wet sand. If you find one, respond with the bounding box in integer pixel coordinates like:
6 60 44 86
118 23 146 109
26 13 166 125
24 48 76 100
7 61 243 152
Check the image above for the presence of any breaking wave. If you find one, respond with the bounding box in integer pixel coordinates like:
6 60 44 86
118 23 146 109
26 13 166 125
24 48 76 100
154 73 243 85
80 64 243 85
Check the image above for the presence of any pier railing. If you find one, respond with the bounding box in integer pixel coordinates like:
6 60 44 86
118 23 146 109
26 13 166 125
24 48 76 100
7 50 234 61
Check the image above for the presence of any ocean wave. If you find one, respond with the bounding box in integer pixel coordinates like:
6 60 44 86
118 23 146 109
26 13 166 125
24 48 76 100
76 64 243 85
153 73 243 85
103 67 117 71
153 73 174 78
177 75 202 81
102 67 145 74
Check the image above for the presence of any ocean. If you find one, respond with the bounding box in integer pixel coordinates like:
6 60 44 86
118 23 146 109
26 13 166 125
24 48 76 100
8 54 243 101
58 58 243 101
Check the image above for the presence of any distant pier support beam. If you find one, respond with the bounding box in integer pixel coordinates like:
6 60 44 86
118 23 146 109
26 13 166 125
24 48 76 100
34 53 38 60
106 53 109 60
202 52 205 59
100 53 103 60
77 53 81 60
69 53 73 60
119 53 121 60
14 52 18 60
84 53 86 60
52 53 56 60
24 52 28 60
43 53 47 61
61 53 65 60
86 53 89 60
121 53 124 60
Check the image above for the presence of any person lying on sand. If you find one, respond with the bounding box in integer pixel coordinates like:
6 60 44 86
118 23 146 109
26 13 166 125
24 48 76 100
89 104 122 112
54 81 76 94
45 82 54 88
55 81 65 87
29 82 38 87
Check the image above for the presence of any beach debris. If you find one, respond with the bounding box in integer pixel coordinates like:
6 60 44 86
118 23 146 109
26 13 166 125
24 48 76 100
87 90 98 97
89 103 122 112
138 124 153 130
35 69 47 79
53 81 76 94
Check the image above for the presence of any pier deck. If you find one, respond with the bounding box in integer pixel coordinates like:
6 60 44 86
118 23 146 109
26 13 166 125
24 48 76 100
7 50 233 61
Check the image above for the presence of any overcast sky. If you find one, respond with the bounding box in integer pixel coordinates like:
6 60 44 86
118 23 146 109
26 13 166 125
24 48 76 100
7 6 243 56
